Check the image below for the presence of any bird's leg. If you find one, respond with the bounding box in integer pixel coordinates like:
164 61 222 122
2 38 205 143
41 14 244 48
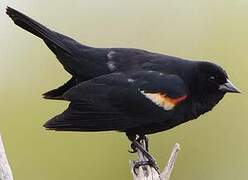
126 133 160 174
128 134 138 153
128 134 149 153
136 135 149 152
131 136 159 173
131 139 160 174
129 143 138 153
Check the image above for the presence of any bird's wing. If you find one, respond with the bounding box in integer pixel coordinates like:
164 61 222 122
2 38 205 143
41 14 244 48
43 71 188 131
42 77 77 100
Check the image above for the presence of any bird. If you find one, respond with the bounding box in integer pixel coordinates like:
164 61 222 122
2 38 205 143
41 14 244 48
6 6 240 169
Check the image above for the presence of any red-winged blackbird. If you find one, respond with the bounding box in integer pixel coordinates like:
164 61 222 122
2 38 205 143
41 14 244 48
6 7 239 162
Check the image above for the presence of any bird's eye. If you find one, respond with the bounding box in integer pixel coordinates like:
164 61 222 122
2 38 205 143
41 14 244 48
209 76 216 81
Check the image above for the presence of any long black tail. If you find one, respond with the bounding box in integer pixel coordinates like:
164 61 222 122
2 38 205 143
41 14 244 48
6 6 95 77
6 6 74 55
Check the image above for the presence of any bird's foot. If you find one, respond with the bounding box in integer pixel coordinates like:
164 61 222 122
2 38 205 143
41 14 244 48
129 135 149 153
139 135 149 152
131 140 160 173
132 160 158 175
128 142 138 153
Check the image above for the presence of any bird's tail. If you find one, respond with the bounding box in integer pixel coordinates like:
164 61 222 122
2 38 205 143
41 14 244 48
6 7 50 39
6 6 73 55
6 6 96 77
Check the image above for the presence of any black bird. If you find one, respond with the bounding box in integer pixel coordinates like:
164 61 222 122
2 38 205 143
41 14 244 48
6 7 239 168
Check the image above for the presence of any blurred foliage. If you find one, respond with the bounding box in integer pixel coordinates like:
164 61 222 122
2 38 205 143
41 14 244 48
0 0 247 179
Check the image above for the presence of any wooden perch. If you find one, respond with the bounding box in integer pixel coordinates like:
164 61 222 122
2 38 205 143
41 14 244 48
0 135 13 180
131 143 180 180
0 133 180 180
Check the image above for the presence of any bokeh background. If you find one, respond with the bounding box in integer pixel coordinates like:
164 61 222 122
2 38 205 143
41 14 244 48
0 0 247 179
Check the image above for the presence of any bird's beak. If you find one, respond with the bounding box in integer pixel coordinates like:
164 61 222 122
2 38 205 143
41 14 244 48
219 79 240 93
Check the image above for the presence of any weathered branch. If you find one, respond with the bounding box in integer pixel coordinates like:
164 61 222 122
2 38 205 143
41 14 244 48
0 135 13 180
160 143 180 180
131 143 180 180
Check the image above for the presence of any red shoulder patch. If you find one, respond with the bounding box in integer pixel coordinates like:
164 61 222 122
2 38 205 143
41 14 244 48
166 95 188 105
141 91 187 110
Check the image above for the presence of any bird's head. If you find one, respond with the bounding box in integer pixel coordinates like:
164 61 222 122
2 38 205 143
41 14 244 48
193 61 240 95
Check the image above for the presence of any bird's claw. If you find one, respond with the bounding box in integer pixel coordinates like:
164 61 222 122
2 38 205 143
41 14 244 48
129 135 149 153
133 160 160 175
129 142 138 153
128 149 137 153
130 140 160 174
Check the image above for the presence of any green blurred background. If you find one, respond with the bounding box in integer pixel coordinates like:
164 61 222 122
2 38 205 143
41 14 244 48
0 0 247 179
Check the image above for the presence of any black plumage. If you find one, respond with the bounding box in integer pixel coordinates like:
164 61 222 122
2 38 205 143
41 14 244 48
6 7 240 139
